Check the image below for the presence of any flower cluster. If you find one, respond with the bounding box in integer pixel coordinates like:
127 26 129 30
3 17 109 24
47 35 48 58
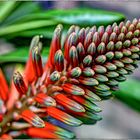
0 18 140 139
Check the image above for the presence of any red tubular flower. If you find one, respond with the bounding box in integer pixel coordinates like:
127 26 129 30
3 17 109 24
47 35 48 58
46 107 82 126
21 109 45 128
46 25 63 69
34 93 56 106
32 45 43 78
27 127 61 139
27 122 75 139
24 36 40 83
0 69 9 102
13 72 27 96
54 93 85 112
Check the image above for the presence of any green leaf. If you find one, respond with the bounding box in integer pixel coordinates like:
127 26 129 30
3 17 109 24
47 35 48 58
0 1 19 23
10 8 125 27
1 2 41 26
0 8 125 39
113 78 140 112
0 20 57 36
46 8 125 27
0 47 50 64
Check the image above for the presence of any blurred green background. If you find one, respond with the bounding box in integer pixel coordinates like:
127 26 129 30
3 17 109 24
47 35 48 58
0 1 140 139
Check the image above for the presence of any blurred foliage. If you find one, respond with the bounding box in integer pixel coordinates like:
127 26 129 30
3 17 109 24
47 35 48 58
113 78 140 112
0 1 125 64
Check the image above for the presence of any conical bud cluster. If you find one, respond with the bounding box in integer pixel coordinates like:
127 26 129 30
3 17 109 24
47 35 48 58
0 19 140 139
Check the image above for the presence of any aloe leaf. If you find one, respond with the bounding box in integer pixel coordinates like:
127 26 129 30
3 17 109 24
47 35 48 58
113 78 140 111
13 8 125 27
0 47 49 64
0 20 57 36
1 2 41 26
0 8 125 39
0 1 19 23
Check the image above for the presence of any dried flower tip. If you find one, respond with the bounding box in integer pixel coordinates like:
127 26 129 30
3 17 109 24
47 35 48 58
21 109 45 128
50 71 60 82
62 83 85 95
68 67 82 78
35 93 56 106
54 50 64 72
13 72 27 95
32 46 43 77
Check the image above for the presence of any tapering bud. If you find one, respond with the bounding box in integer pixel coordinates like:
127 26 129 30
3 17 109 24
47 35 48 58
54 93 85 112
82 67 95 77
0 69 9 101
50 71 60 82
64 32 77 62
35 93 56 106
97 42 106 54
46 107 82 126
94 74 108 82
93 65 107 74
101 32 109 44
83 55 92 66
84 31 93 50
78 28 85 44
13 72 27 96
77 42 85 62
79 77 99 86
21 110 45 128
84 88 101 102
54 50 64 72
93 32 100 46
95 55 106 64
68 67 82 78
98 26 104 38
62 83 85 95
32 46 43 77
47 24 63 68
71 96 102 112
69 46 79 67
87 42 96 55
